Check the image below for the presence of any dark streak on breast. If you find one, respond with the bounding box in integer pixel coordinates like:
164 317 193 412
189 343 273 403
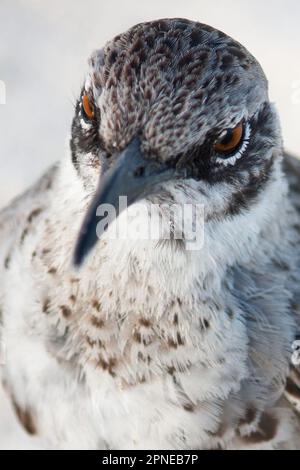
11 398 37 436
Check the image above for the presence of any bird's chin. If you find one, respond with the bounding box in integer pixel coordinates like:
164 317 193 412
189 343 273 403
92 193 206 257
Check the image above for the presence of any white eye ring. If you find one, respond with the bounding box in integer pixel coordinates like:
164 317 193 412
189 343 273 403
215 122 251 166
80 116 92 130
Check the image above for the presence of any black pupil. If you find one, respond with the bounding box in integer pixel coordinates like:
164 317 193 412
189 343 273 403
219 129 233 145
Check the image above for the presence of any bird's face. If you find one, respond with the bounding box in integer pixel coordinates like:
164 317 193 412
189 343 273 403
71 19 282 265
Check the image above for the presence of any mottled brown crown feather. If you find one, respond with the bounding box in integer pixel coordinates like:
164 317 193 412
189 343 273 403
86 18 268 158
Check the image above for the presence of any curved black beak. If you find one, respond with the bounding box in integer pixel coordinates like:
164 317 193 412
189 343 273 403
73 137 181 266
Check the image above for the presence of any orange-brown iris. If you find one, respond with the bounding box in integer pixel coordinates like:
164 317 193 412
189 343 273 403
82 94 94 120
214 122 244 155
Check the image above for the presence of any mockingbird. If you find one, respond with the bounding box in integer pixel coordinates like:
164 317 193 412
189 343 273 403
1 18 300 449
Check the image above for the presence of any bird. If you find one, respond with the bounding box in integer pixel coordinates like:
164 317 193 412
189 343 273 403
0 17 300 450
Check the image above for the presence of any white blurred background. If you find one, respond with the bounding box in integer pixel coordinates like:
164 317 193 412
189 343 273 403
0 0 299 449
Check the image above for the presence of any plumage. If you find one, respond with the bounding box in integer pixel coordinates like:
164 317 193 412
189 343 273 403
1 18 300 449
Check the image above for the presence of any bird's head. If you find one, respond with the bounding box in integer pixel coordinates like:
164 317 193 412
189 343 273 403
71 19 283 266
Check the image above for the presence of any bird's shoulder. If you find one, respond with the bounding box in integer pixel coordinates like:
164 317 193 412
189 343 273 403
0 164 58 267
283 152 300 210
281 153 300 423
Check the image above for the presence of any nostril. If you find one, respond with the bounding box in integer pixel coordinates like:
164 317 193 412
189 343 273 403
134 166 145 177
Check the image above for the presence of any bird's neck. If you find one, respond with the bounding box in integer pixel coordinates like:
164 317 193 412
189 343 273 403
54 153 294 311
48 156 296 390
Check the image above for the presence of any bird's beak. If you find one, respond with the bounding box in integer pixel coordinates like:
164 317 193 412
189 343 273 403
74 137 181 266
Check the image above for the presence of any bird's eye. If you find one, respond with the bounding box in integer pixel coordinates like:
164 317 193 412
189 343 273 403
214 122 244 156
82 94 94 120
